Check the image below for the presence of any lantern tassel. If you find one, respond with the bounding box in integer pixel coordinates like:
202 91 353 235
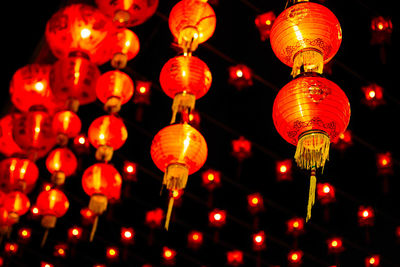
165 197 175 231
292 49 324 78
306 167 317 222
295 131 330 170
41 229 49 248
170 93 196 124
90 216 99 242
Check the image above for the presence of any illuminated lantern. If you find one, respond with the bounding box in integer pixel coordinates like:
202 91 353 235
145 208 164 229
95 0 159 28
54 244 68 258
9 64 60 112
270 1 342 77
187 230 203 249
121 227 134 244
273 74 350 221
3 191 30 224
286 217 304 236
169 0 216 53
82 163 122 241
68 226 83 241
12 107 56 161
288 250 303 265
276 159 292 181
96 70 134 113
358 206 374 227
0 115 22 157
247 193 264 214
106 247 119 260
255 11 276 41
201 169 221 191
371 16 392 45
361 84 384 108
88 115 128 161
317 183 336 205
73 133 90 154
50 55 101 112
0 207 11 235
46 147 78 185
252 231 266 251
80 207 95 225
365 255 380 267
209 209 226 228
45 3 113 65
109 28 140 69
332 130 352 151
18 227 32 242
162 246 176 265
226 250 244 266
188 110 201 128
151 123 207 229
52 110 82 146
160 55 212 123
0 158 39 193
123 161 137 182
327 237 344 254
4 242 19 256
133 81 152 105
228 64 253 90
36 189 69 246
232 136 252 161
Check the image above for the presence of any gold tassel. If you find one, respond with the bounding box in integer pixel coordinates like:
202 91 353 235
41 229 49 248
170 93 196 124
306 168 317 222
165 197 175 231
178 26 200 54
295 131 330 170
163 164 189 190
291 49 324 78
89 216 99 242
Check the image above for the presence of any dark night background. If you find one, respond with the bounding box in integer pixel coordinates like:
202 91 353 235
0 0 399 266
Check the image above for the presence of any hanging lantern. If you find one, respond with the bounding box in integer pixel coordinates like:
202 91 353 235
145 208 164 229
151 123 207 229
332 130 352 151
231 136 252 161
0 158 39 194
12 107 56 161
327 237 344 254
255 11 276 41
286 217 305 236
82 163 122 241
73 133 91 154
226 250 244 266
228 64 253 90
95 0 159 28
317 182 336 205
358 206 374 227
96 70 134 113
160 55 212 123
9 64 60 112
201 169 221 191
270 1 342 77
252 231 266 251
276 159 293 181
109 28 140 69
36 189 69 246
50 54 101 112
209 209 226 228
247 193 264 215
46 147 78 186
3 191 30 224
52 110 82 146
273 74 350 221
361 83 384 108
371 16 392 45
88 115 128 161
187 230 203 250
376 152 393 176
123 161 137 182
45 3 114 65
162 246 177 265
169 0 216 53
288 250 303 266
133 81 152 105
0 115 23 157
365 255 380 267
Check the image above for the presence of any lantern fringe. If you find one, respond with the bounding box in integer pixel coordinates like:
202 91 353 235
89 216 99 242
292 49 324 78
40 229 49 248
163 164 189 190
178 26 200 54
171 93 196 124
165 197 175 231
306 168 317 222
294 131 330 170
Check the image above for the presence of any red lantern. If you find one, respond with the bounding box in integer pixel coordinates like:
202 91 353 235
0 115 23 157
228 64 253 90
361 83 384 108
286 217 304 236
371 16 392 45
187 230 203 249
88 115 128 161
4 242 19 255
109 28 140 69
232 136 252 161
73 133 90 154
209 209 226 228
96 70 134 113
327 237 344 254
201 169 221 191
95 0 159 28
106 246 119 260
288 250 303 265
358 206 374 227
45 3 114 65
46 147 78 185
247 193 264 214
145 208 164 229
151 123 207 229
255 11 276 41
18 227 32 241
123 161 137 182
52 110 82 145
159 55 212 123
54 244 68 258
276 159 292 181
252 231 266 251
169 0 216 53
12 108 56 161
68 226 83 241
365 255 380 267
9 64 60 112
133 81 152 105
50 54 101 111
226 250 244 266
0 158 39 194
3 191 30 224
270 2 342 77
332 130 352 151
317 183 336 205
162 246 176 265
273 74 350 221
121 227 134 244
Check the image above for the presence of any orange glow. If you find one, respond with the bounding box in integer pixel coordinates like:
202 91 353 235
162 247 176 260
106 247 119 259
34 82 44 92
139 86 147 94
121 227 134 242
79 137 86 144
19 228 31 239
363 211 369 218
209 209 226 227
31 206 39 215
68 226 82 240
236 69 243 78
280 165 287 173
208 173 215 181
80 28 91 39
323 185 330 193
288 250 303 263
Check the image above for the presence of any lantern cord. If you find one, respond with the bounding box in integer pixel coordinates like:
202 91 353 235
165 197 175 231
90 216 99 242
40 229 49 248
306 167 317 222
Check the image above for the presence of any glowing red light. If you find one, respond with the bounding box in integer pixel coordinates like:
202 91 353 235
31 206 40 215
361 84 384 108
54 244 68 258
121 227 134 243
209 209 226 227
255 11 276 41
123 161 137 181
232 136 252 161
201 169 221 191
288 250 303 264
133 81 151 105
68 226 82 240
252 231 266 251
327 237 344 253
287 217 305 236
276 159 292 181
188 231 203 249
228 64 253 90
365 255 380 266
40 262 54 267
162 246 176 263
358 206 374 227
106 247 119 259
227 250 244 266
247 193 264 214
145 208 164 228
376 152 393 175
18 228 32 239
4 242 18 254
317 183 336 205
73 134 90 154
80 207 95 221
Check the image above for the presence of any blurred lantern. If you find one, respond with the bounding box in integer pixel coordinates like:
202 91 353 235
3 191 30 224
317 183 336 205
82 163 122 241
162 246 176 265
0 207 11 235
227 250 244 266
68 226 83 241
232 136 252 161
361 84 384 108
151 123 207 229
40 262 54 267
160 55 212 123
46 147 78 186
121 227 134 244
109 28 140 69
30 205 40 218
252 231 266 251
288 250 303 266
12 107 56 161
95 0 159 28
365 255 380 267
18 227 32 241
255 11 276 41
50 54 101 112
73 133 90 154
106 246 119 260
270 1 342 77
209 209 226 228
276 159 293 181
188 110 201 128
187 230 203 250
123 161 137 182
327 237 344 254
88 115 128 161
80 207 95 224
228 64 253 90
54 244 68 258
273 74 350 221
9 64 60 112
201 169 221 191
96 70 134 113
52 110 82 146
286 217 305 236
371 16 392 45
247 193 264 215
145 208 164 229
376 152 393 176
4 242 18 255
332 130 352 151
0 157 39 193
0 115 22 157
133 81 152 105
358 206 374 227
36 189 69 246
169 0 216 53
45 3 114 65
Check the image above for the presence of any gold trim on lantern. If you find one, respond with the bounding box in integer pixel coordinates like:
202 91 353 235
292 49 324 78
163 163 189 191
171 92 196 124
295 130 330 170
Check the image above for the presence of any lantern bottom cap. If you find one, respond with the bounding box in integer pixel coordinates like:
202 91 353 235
89 194 108 215
292 49 324 78
163 163 189 191
41 215 57 229
171 93 196 124
95 145 114 162
104 96 122 114
295 131 330 170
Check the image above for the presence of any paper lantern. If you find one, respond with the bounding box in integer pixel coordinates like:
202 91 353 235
95 0 159 27
159 55 212 123
45 3 114 65
52 110 82 145
3 191 30 224
36 189 69 232
0 115 23 157
0 158 39 194
96 70 134 113
255 11 276 41
270 1 342 77
88 115 128 161
109 28 140 69
151 123 207 229
273 74 350 221
169 0 216 53
228 64 253 90
45 147 78 185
